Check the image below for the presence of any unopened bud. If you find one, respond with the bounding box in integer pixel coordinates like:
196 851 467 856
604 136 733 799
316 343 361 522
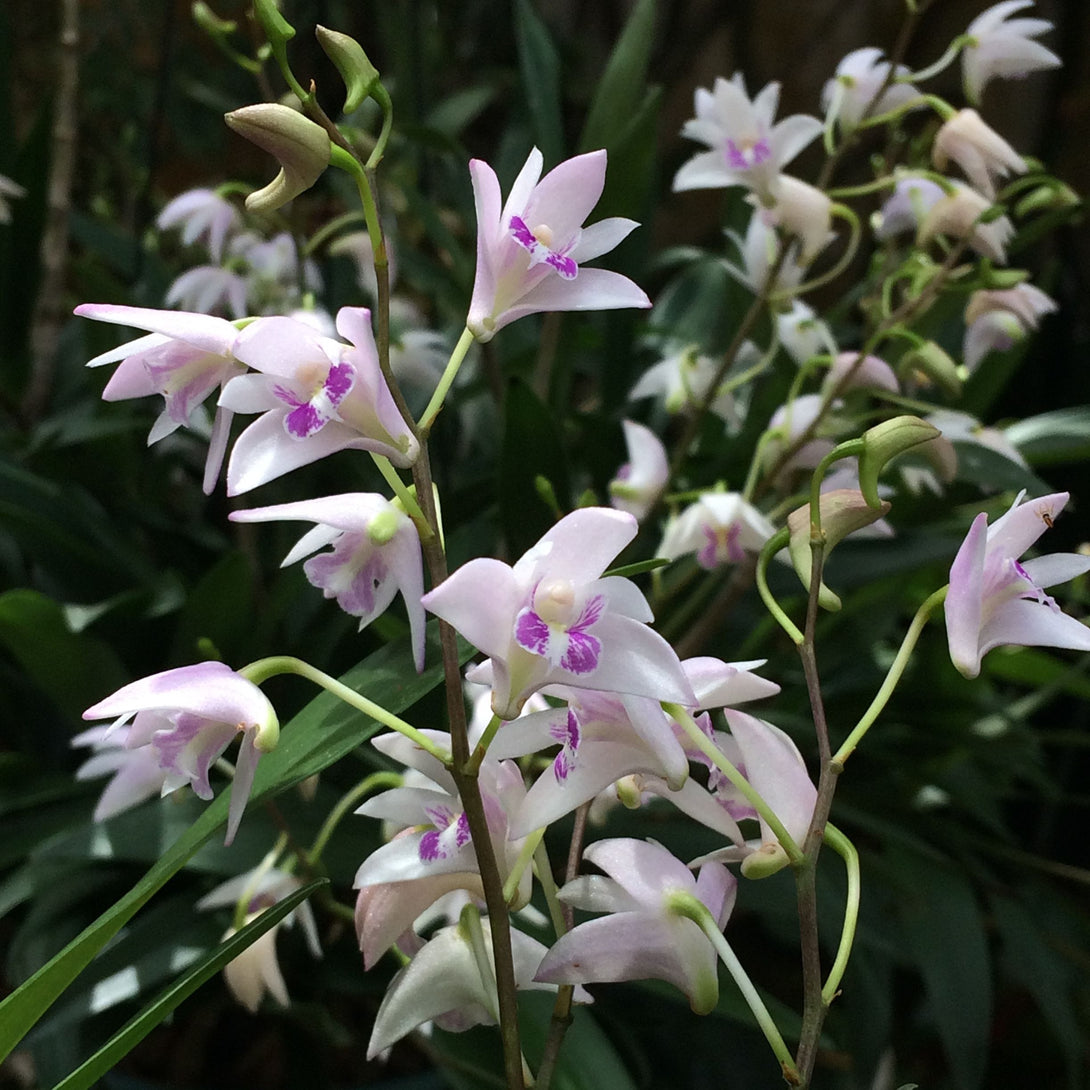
224 103 331 211
741 842 790 879
316 26 381 115
1015 182 1081 217
787 490 891 611
858 415 940 508
899 341 961 398
252 0 295 47
979 265 1028 290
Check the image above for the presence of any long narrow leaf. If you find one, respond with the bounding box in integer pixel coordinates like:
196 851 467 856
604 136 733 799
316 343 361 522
52 878 326 1090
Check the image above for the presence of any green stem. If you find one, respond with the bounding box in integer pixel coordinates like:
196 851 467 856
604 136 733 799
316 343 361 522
532 838 568 938
239 655 451 764
821 825 860 1005
418 326 476 435
898 35 970 83
755 529 805 646
668 704 804 864
808 439 866 537
308 771 402 865
502 827 546 906
669 893 801 1084
468 713 504 774
832 584 947 767
773 203 861 302
370 452 430 531
857 92 956 130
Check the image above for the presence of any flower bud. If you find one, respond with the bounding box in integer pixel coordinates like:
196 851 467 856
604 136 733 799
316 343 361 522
316 26 381 115
787 490 891 610
224 104 331 212
740 842 791 879
858 415 940 508
898 341 962 398
252 0 295 47
1014 181 1081 217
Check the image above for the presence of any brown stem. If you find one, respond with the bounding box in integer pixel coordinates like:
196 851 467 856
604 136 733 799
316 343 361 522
22 0 79 422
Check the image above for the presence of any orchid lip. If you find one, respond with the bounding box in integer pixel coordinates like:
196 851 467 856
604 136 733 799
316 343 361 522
509 214 578 280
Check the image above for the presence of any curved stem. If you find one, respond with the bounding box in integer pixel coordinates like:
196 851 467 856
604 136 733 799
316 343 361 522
755 529 805 646
308 771 402 865
773 203 861 302
239 655 451 764
821 824 860 1005
832 584 947 767
370 453 430 531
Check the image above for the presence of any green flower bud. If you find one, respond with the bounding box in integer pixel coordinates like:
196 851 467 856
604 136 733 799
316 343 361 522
899 341 962 398
252 0 295 47
787 490 891 611
979 265 1029 290
858 415 940 508
224 103 331 212
740 842 791 879
367 506 402 546
316 25 381 115
1014 182 1081 217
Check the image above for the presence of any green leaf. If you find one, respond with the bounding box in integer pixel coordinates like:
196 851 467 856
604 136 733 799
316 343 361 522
1004 406 1090 466
52 879 326 1090
0 628 458 1063
514 0 564 165
603 557 670 579
890 845 991 1090
578 0 655 154
990 890 1085 1087
0 589 127 719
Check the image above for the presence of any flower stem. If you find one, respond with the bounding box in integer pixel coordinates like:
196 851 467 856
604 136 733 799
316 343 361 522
418 326 476 436
755 529 805 646
308 771 402 866
239 655 451 764
821 824 860 1005
669 893 801 1084
832 584 947 767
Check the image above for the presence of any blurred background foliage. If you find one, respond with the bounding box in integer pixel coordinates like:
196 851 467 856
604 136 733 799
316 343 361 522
1 1 1089 1088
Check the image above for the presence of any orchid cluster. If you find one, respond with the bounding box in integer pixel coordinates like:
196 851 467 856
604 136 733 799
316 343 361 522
12 2 1087 1089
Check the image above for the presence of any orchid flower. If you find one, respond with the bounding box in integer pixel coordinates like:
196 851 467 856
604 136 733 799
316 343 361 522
962 0 1060 105
946 491 1090 678
660 493 776 570
963 282 1056 372
74 303 245 493
725 212 807 295
466 147 649 341
821 48 921 133
71 723 171 822
157 187 242 263
932 109 1027 199
673 74 822 201
219 306 417 494
82 662 280 844
423 507 695 719
535 838 736 1014
353 728 532 968
918 180 1014 264
629 343 742 428
368 915 585 1058
197 865 322 1012
875 176 946 239
759 174 835 265
609 420 668 521
776 299 837 366
229 493 426 672
822 351 900 396
164 266 250 320
491 656 779 839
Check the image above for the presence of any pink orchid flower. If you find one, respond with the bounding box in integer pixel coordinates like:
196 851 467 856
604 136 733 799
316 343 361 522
946 491 1090 678
82 662 279 844
75 303 245 494
466 147 650 341
535 838 736 1014
229 493 426 671
673 73 822 201
218 306 417 494
423 507 695 719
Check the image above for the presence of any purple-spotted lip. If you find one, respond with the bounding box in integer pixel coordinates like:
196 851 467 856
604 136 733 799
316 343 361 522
549 708 581 782
509 214 578 280
514 593 605 675
273 358 356 440
725 135 773 172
